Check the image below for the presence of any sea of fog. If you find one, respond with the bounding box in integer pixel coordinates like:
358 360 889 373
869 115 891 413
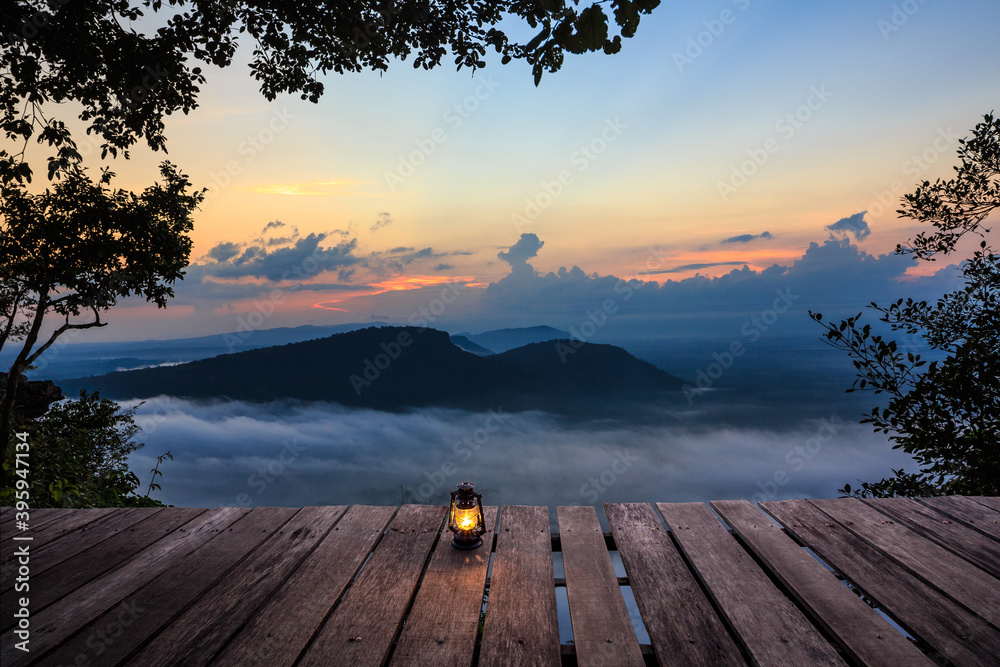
120 336 917 518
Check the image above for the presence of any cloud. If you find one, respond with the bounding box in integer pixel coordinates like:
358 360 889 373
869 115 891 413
722 231 773 244
434 263 455 271
397 248 436 264
365 246 472 279
370 211 393 233
638 261 747 275
471 231 959 339
496 233 544 281
206 233 361 281
259 220 300 246
206 242 241 263
124 397 916 509
826 212 871 241
499 234 544 266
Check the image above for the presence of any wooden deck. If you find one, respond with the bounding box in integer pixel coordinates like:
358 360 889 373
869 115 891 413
1 497 998 666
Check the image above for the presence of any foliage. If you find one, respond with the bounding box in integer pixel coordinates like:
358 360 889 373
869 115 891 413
0 162 202 485
0 162 200 345
145 449 172 497
811 113 999 497
1 0 661 183
1 390 169 507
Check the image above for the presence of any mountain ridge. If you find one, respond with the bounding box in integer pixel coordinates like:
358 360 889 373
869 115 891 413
59 326 684 413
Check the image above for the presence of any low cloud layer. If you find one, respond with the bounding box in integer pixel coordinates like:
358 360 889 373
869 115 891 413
126 397 915 513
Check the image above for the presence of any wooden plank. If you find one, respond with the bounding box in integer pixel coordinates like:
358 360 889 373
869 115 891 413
557 505 644 667
762 499 1000 667
711 500 933 667
2 507 109 543
25 509 127 555
212 505 397 667
0 507 250 666
128 506 348 667
1 508 73 532
918 496 1000 540
812 498 1000 626
1 508 162 594
297 504 447 667
479 505 561 667
42 507 299 667
389 506 498 667
970 496 1000 512
659 502 846 666
604 503 745 667
0 507 206 632
0 507 117 561
863 497 1000 578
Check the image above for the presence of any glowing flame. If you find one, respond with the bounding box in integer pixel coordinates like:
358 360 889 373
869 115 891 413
454 507 478 531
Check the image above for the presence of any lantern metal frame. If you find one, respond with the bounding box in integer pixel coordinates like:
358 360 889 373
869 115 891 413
448 481 486 549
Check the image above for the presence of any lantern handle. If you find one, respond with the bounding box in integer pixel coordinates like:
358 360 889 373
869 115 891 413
474 491 486 536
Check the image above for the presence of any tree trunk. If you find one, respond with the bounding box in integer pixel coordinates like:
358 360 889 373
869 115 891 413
0 368 21 490
1 291 47 490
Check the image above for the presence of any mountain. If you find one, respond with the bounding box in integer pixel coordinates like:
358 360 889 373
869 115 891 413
456 325 571 353
4 322 388 379
449 335 494 356
59 327 684 413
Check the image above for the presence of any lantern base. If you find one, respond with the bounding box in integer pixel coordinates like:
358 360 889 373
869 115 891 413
451 534 483 550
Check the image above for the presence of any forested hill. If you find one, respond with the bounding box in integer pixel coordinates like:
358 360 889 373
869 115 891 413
61 327 685 412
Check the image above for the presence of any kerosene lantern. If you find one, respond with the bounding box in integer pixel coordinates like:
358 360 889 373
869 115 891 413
448 481 486 549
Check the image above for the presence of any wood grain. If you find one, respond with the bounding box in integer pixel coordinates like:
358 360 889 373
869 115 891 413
479 505 562 667
812 498 1000 626
0 507 205 633
0 507 249 667
862 497 1000 578
41 507 298 666
557 505 644 667
711 500 932 667
297 504 447 667
762 499 1000 667
605 503 745 667
969 496 1000 512
1 508 118 562
389 506 497 667
659 502 846 666
1 508 162 594
213 505 397 667
128 506 347 667
1 508 73 532
918 495 1000 540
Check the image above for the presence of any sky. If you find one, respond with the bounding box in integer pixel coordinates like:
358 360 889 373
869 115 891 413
45 0 1000 341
